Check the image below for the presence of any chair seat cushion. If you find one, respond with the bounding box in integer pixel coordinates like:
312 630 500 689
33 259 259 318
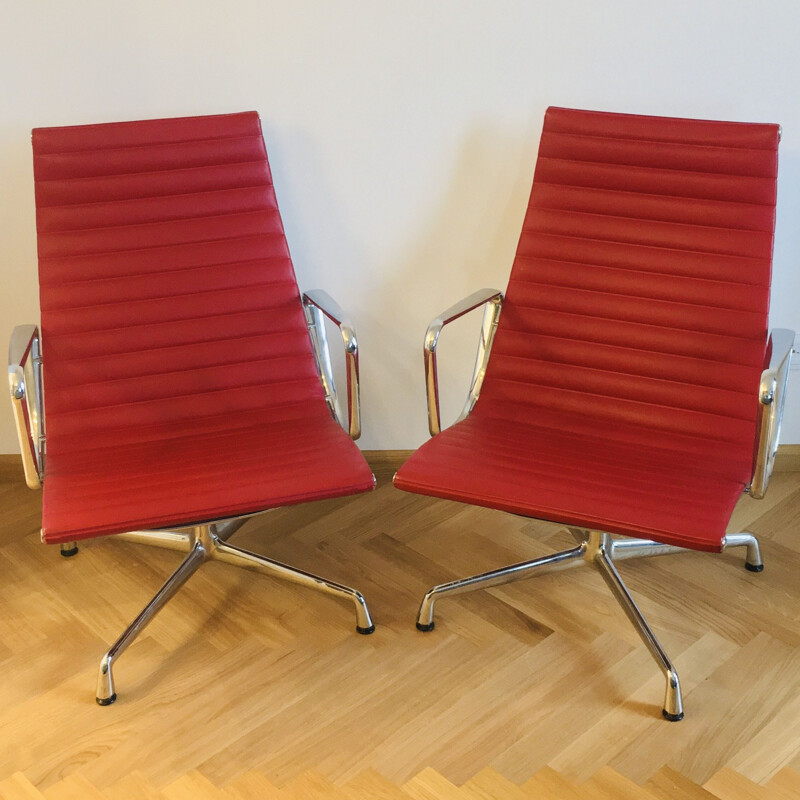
394 409 751 552
42 406 374 543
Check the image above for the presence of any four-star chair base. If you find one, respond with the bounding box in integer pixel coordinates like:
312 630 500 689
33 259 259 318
415 528 763 721
60 519 375 706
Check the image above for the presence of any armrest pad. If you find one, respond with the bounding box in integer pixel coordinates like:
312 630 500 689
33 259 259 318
303 290 356 351
425 288 503 353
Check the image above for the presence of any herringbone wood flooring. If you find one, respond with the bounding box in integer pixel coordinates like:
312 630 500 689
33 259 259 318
1 454 799 799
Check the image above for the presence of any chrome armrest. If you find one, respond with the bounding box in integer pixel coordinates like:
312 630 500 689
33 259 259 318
302 290 362 440
750 327 795 499
425 288 503 436
8 324 45 488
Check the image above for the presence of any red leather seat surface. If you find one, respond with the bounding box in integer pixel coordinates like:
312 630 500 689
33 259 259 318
43 408 373 543
33 112 373 543
394 411 749 551
395 107 779 552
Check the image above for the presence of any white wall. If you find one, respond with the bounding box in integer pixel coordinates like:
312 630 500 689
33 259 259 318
2 0 799 452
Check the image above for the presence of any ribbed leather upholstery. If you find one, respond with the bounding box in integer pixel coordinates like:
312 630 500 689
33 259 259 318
33 112 374 543
394 107 779 551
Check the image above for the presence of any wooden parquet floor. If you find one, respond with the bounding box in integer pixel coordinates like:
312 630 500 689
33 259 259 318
1 457 799 799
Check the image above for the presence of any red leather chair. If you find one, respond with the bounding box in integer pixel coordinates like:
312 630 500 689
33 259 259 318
394 107 794 721
8 111 376 705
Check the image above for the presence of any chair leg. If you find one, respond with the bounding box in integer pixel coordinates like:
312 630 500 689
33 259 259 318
60 541 79 557
96 539 206 706
722 532 764 572
608 538 687 561
114 530 192 552
108 519 248 552
212 539 375 634
610 533 764 573
415 544 587 631
593 546 684 721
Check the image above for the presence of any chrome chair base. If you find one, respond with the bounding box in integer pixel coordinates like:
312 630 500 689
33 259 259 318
91 520 374 705
416 530 764 721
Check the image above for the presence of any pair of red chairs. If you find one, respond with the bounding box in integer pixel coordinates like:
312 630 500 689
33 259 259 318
9 108 793 720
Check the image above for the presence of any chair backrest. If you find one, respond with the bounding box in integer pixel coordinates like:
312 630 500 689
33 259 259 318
478 107 779 474
32 112 327 449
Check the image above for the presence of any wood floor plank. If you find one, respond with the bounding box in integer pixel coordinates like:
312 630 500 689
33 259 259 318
644 766 721 800
520 766 587 799
671 637 800 784
764 767 800 800
341 769 413 800
221 771 283 800
402 768 462 800
584 766 662 800
703 766 773 800
281 770 350 800
458 766 531 800
0 773 46 800
41 774 107 800
728 691 800 784
161 771 223 800
104 772 166 800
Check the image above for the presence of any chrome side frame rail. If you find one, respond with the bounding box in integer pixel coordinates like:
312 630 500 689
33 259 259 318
96 519 375 705
424 288 503 436
8 324 45 488
303 290 362 440
750 328 795 499
415 530 765 722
